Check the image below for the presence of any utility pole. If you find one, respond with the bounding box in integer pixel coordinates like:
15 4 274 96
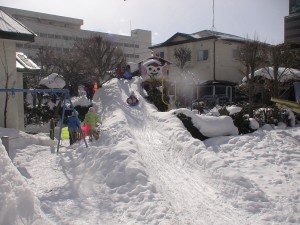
211 0 216 31
212 0 216 80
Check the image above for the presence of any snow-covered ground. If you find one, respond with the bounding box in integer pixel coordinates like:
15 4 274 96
1 77 300 225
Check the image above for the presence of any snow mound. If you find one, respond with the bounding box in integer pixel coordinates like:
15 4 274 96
175 108 239 137
0 143 53 225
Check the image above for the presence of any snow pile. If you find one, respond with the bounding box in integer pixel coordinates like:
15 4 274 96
203 126 300 223
0 141 53 225
0 77 300 224
175 108 239 137
39 73 66 89
226 105 242 115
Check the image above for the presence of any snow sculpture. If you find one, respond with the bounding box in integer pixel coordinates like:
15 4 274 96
140 59 168 79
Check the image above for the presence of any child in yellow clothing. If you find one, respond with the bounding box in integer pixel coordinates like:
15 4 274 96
83 107 101 141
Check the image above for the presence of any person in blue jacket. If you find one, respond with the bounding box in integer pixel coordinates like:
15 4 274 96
123 65 132 80
67 110 80 145
123 71 132 80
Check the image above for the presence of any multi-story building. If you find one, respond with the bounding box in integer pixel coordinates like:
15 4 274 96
150 30 245 84
149 30 247 105
284 0 300 43
0 6 152 63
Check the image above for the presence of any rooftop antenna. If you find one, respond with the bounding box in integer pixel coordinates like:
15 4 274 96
211 0 217 31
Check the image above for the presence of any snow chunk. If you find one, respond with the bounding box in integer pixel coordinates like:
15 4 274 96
39 73 66 89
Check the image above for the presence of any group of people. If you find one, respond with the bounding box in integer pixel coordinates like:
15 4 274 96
116 65 133 80
66 89 138 146
67 106 101 145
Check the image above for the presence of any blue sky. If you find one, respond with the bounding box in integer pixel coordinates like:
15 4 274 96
1 0 288 45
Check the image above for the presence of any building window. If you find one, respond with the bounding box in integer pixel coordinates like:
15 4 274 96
200 86 213 96
116 42 123 46
159 52 164 58
197 50 208 61
215 86 226 95
40 33 48 38
232 49 239 60
30 45 39 49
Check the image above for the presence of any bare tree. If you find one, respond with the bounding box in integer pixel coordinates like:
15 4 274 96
237 37 268 115
174 47 191 73
289 43 300 70
265 43 297 98
56 49 85 96
248 43 300 100
74 36 126 86
35 46 58 79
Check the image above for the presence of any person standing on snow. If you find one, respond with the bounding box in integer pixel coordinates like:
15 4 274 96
116 65 124 79
84 82 94 102
93 83 98 97
67 110 80 145
83 107 101 141
123 65 132 80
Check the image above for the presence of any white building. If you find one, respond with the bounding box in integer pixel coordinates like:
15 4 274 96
0 6 152 63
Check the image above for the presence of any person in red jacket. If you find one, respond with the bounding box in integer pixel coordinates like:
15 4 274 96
116 66 124 79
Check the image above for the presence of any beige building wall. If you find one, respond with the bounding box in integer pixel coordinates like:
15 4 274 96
214 40 242 83
190 40 213 80
0 40 24 130
152 39 242 84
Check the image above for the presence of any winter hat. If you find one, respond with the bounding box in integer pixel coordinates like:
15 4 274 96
72 110 79 116
89 107 95 112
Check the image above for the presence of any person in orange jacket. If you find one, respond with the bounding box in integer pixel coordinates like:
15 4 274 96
93 83 98 97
